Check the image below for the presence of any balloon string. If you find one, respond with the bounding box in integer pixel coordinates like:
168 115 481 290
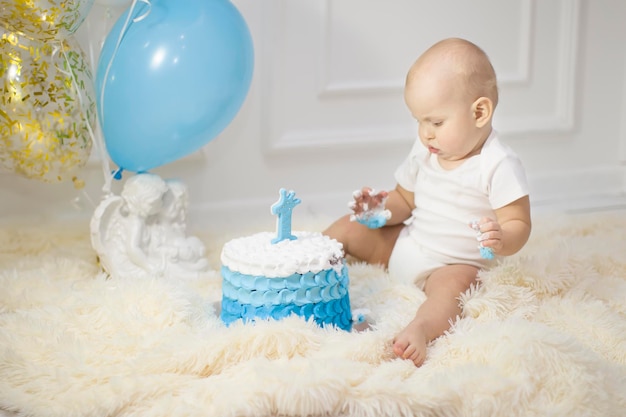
58 42 115 198
77 188 97 210
84 6 114 77
99 0 152 127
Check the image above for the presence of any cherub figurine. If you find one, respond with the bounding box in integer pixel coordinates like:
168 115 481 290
91 173 210 280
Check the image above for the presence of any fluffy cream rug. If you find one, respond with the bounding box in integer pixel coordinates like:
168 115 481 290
0 211 625 417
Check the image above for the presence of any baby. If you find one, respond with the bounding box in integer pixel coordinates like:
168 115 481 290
324 38 531 366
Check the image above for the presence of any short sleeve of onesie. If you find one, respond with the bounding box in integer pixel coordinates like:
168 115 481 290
480 135 530 209
394 139 425 192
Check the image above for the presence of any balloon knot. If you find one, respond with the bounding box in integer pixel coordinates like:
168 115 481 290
112 168 124 180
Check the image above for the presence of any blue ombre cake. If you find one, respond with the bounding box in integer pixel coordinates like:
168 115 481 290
220 231 353 331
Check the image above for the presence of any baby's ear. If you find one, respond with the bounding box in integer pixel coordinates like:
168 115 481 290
472 97 493 127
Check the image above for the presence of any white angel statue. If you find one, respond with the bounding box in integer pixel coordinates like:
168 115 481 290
91 173 210 280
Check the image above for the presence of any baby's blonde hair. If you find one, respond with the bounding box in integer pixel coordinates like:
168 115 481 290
408 38 499 107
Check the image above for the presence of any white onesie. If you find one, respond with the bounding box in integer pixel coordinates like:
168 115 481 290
388 130 529 287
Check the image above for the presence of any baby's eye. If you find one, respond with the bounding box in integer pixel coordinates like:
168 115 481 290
432 121 443 127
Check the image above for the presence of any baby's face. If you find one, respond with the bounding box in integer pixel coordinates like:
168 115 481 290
404 72 485 166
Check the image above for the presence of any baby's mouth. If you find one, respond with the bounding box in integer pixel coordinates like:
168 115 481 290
428 146 440 154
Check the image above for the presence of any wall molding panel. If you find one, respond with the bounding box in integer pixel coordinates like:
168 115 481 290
318 0 535 98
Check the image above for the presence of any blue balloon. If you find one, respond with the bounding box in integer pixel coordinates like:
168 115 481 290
96 0 254 173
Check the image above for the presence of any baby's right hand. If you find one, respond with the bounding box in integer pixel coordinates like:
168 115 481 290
349 187 388 215
349 187 391 229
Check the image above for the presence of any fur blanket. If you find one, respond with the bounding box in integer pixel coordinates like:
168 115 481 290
0 212 625 417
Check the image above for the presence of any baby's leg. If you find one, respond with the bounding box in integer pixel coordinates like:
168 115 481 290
392 264 478 366
323 214 403 267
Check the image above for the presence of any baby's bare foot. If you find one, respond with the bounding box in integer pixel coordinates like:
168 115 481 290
392 318 429 366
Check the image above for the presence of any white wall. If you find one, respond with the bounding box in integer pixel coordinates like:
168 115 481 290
1 0 625 232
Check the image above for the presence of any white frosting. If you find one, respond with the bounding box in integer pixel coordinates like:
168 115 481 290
220 231 345 277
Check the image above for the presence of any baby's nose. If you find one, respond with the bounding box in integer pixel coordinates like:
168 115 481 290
419 123 435 140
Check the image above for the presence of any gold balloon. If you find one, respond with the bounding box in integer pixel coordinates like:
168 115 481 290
0 29 96 183
0 0 95 42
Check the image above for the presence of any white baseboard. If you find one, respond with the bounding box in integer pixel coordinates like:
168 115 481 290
188 165 626 233
528 165 626 213
2 165 624 233
187 190 626 235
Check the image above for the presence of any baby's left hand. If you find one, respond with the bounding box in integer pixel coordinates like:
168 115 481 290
470 217 503 255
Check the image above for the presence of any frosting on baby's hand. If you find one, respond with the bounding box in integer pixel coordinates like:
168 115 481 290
478 245 494 260
470 220 495 260
351 211 391 229
349 188 391 229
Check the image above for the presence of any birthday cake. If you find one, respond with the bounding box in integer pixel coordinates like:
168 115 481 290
219 190 353 331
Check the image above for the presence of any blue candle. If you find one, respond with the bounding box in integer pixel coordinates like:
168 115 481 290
271 188 301 244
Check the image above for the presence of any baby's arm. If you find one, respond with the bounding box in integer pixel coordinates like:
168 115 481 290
386 185 415 224
476 195 531 256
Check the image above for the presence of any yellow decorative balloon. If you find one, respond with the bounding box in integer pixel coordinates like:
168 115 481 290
0 0 95 42
0 29 96 183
